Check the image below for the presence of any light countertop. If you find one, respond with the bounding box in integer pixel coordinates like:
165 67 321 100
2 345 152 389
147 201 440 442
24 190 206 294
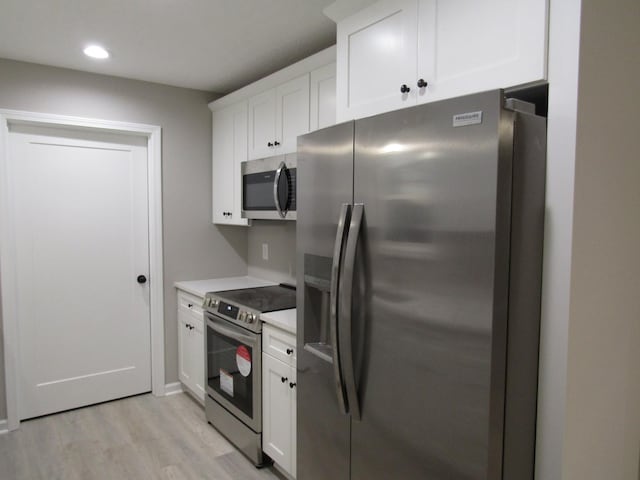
174 276 275 298
261 308 296 335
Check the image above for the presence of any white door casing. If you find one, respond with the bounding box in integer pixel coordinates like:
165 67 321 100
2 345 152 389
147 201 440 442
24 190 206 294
0 110 164 431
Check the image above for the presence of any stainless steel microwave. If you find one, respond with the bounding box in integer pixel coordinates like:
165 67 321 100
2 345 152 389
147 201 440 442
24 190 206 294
241 154 296 220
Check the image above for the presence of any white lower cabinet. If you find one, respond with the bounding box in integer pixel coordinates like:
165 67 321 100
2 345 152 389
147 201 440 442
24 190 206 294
177 291 205 403
262 325 296 477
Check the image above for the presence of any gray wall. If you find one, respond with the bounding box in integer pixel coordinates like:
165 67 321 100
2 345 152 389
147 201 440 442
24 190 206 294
247 221 297 285
0 58 249 418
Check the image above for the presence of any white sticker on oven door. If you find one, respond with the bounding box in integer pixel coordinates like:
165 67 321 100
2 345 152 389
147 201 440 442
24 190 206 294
236 345 252 377
220 368 233 397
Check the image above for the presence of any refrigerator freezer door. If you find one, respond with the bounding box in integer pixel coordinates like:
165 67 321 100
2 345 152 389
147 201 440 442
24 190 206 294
350 90 514 479
296 122 355 480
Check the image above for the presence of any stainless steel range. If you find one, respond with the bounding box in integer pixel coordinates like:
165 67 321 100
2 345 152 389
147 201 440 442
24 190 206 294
203 284 296 466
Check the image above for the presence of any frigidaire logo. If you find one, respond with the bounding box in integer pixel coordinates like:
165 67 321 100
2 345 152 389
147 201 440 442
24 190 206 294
453 111 483 127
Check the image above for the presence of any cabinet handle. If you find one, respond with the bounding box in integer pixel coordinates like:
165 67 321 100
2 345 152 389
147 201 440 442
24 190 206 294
400 84 411 94
281 377 288 383
289 382 297 389
286 348 293 355
417 78 428 88
267 142 274 147
274 141 280 146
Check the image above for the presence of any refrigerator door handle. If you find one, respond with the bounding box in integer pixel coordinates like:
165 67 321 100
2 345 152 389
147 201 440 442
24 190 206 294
330 203 351 415
339 203 364 420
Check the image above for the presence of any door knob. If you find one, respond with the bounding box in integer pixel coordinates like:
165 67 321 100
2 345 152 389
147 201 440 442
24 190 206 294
137 275 147 284
400 84 410 94
417 78 428 88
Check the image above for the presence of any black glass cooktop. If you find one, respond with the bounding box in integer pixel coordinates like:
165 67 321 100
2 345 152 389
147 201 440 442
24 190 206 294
214 284 296 313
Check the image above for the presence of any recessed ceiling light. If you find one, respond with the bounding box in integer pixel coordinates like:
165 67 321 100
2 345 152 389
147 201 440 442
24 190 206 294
83 45 110 59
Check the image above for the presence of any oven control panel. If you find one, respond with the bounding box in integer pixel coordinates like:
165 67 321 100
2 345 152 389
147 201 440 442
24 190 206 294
218 301 239 320
204 296 258 326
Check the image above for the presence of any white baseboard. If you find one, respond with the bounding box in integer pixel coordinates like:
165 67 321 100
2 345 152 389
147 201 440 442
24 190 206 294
164 382 183 396
0 419 8 435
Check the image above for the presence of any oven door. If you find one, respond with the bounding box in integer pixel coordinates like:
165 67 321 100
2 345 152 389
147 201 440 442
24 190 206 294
205 313 262 432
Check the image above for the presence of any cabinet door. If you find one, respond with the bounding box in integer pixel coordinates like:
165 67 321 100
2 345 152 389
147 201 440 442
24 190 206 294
275 74 310 154
310 63 337 131
178 311 193 389
290 366 297 479
417 0 547 104
263 353 293 472
336 0 419 121
248 89 277 160
212 102 249 226
189 313 205 402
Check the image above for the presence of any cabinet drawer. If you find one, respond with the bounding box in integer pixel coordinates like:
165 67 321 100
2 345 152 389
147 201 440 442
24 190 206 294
263 324 296 366
178 291 204 317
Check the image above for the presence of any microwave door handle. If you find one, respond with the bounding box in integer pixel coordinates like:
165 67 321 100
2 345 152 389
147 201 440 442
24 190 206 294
339 203 364 420
330 203 351 415
206 315 257 346
273 161 287 219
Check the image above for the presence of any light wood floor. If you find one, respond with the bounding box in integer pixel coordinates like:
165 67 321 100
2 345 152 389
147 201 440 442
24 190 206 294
0 392 283 480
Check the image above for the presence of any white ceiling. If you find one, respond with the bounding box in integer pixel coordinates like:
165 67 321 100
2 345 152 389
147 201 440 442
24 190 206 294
0 0 337 94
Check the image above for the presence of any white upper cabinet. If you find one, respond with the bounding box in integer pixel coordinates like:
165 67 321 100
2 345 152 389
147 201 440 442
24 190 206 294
417 0 548 104
336 0 418 121
209 46 335 225
336 0 547 120
212 102 249 226
276 74 311 154
248 89 277 160
310 62 337 131
248 74 310 160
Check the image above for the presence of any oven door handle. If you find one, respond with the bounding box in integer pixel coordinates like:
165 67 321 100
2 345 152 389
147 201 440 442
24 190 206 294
273 161 289 219
206 315 258 346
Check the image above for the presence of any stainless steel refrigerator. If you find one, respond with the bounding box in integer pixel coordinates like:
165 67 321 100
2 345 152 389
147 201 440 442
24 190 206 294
296 90 546 479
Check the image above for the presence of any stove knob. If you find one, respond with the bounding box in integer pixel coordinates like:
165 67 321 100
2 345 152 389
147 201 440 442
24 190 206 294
212 299 219 308
248 314 256 324
239 311 247 322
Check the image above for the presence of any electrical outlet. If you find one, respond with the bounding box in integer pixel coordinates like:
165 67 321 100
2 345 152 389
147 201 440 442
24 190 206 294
262 243 269 261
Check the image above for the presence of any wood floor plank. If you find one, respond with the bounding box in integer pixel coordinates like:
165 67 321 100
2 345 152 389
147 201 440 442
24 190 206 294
0 393 285 480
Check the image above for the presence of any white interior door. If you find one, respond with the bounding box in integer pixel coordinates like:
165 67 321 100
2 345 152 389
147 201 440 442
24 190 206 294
8 124 151 420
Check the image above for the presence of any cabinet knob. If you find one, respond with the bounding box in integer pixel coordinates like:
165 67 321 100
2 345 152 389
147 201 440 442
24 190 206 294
400 84 411 94
137 275 147 284
267 142 274 147
188 303 193 308
417 78 428 88
281 377 288 383
289 382 297 389
286 348 293 355
274 141 280 146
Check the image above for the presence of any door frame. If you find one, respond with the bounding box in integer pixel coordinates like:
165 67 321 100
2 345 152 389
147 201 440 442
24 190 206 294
0 109 165 431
